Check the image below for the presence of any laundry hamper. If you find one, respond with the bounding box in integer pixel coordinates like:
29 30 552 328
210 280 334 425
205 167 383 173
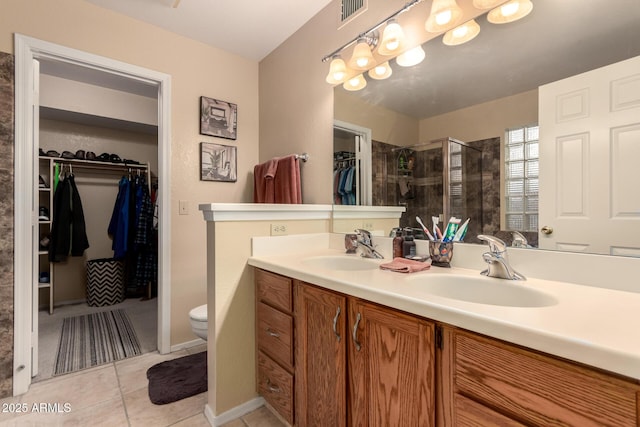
86 258 125 306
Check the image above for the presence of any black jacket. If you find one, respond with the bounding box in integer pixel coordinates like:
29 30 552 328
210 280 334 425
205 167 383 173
49 175 89 262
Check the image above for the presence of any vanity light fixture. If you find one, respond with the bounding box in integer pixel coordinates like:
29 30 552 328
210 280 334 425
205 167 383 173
378 19 406 56
343 74 367 91
348 37 377 71
487 0 533 24
425 0 463 33
443 19 481 45
396 45 426 67
368 61 393 80
321 0 423 85
325 55 348 84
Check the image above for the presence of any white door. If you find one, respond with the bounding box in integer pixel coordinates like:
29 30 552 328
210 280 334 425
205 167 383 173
539 55 640 255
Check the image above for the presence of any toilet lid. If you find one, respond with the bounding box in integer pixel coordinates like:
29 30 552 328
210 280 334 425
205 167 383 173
190 304 207 321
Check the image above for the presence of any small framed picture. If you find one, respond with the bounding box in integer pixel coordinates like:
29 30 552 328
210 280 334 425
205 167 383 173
200 142 237 182
200 96 237 140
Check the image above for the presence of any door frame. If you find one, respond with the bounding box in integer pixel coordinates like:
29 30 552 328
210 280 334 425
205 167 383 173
13 34 172 395
333 119 372 205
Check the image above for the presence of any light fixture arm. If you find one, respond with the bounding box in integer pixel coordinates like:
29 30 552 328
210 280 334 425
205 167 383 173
321 0 424 62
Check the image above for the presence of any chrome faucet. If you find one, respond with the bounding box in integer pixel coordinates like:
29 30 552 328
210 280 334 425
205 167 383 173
511 231 530 248
478 235 525 280
353 229 384 259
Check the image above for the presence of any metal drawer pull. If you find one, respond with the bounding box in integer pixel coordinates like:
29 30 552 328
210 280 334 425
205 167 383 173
266 378 281 393
266 328 280 338
352 312 362 351
332 306 341 342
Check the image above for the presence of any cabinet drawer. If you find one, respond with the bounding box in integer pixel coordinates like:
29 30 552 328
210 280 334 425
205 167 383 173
454 332 639 427
256 269 292 312
455 395 526 427
257 302 294 369
258 351 294 425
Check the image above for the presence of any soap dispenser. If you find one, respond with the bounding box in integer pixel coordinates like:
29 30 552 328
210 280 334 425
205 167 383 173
402 228 416 258
393 229 403 258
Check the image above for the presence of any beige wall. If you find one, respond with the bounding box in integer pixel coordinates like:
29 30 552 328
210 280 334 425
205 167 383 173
1 0 259 347
419 89 539 143
334 88 419 146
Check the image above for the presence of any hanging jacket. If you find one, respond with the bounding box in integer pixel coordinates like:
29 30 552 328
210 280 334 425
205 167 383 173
108 176 130 259
49 175 89 262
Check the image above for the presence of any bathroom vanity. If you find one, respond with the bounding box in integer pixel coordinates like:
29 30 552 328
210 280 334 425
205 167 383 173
250 234 640 426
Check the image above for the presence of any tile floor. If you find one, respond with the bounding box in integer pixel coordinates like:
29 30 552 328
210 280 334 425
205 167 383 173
0 345 285 427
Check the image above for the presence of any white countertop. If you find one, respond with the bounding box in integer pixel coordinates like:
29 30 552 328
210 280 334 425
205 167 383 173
248 235 640 381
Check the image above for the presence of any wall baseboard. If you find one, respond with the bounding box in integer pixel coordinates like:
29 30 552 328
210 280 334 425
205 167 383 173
170 338 205 353
204 397 265 426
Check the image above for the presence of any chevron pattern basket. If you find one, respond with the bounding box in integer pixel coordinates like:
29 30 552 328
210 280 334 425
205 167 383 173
86 258 125 307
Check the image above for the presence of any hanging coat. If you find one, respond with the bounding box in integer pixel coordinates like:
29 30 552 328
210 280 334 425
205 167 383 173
49 175 89 262
108 176 130 259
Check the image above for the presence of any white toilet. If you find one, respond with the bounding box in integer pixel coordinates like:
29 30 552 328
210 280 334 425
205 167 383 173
189 304 208 341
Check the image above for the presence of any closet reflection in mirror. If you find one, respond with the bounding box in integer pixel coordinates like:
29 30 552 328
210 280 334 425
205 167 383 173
333 0 640 255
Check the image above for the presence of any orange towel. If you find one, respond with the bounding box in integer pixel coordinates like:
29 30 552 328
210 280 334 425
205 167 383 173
380 257 431 273
273 155 302 204
253 159 278 203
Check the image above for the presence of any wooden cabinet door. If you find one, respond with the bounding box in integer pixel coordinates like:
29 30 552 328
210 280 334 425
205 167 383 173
295 282 347 427
348 299 435 427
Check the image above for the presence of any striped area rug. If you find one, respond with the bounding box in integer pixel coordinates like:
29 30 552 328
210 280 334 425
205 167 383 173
54 309 141 376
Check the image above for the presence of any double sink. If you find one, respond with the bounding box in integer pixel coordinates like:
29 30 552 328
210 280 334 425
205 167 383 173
301 255 557 308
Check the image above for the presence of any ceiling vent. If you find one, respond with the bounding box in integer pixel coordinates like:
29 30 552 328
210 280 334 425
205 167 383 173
341 0 366 22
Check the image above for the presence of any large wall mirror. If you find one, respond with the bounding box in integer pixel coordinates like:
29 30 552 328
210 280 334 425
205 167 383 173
333 0 640 256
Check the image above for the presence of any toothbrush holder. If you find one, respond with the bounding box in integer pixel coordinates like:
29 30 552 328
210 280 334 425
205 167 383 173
429 240 454 267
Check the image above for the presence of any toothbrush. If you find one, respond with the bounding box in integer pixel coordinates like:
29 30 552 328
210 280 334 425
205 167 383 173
453 218 470 242
416 216 435 241
432 216 443 240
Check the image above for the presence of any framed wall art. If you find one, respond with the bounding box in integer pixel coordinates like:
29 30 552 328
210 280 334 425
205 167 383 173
200 96 237 140
200 142 237 182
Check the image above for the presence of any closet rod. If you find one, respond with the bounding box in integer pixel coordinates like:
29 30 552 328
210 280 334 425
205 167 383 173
54 161 148 172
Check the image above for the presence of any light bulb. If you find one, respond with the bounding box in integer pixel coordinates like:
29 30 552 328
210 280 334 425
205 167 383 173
356 57 369 68
325 56 347 84
379 20 406 56
501 2 520 16
436 10 453 26
453 25 468 38
343 74 367 91
396 46 426 67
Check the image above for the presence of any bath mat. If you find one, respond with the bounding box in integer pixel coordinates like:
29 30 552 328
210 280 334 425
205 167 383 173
147 351 207 405
54 309 141 376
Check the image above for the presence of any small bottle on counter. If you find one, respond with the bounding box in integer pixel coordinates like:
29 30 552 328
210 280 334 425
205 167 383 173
393 229 403 259
402 228 416 258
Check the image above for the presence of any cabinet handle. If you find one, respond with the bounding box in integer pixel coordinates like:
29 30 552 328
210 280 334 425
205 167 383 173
352 312 362 351
266 378 281 393
266 328 280 338
332 306 341 342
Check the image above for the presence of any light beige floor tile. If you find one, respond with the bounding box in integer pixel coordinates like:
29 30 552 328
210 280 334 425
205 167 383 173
219 418 247 427
0 396 128 427
115 350 189 395
242 406 286 427
0 395 26 424
124 386 207 427
14 365 120 416
170 411 212 427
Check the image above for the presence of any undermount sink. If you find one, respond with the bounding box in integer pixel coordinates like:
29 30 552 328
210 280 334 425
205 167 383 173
409 275 558 307
301 255 381 271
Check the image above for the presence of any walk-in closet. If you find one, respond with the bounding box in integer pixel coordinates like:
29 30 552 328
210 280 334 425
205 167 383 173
33 60 160 382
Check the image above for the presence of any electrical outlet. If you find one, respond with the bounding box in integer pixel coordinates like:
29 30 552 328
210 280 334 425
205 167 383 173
179 200 189 215
363 221 374 230
270 224 288 236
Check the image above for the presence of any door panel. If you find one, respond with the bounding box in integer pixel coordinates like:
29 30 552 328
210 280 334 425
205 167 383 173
539 55 640 255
